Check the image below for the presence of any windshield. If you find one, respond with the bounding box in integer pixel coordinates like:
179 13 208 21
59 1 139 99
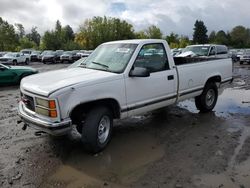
41 51 53 55
21 50 31 54
63 51 72 55
183 46 210 56
45 51 55 55
84 43 137 73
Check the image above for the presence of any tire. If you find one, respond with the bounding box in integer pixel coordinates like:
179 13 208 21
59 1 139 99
79 106 113 153
25 59 29 65
13 60 17 65
240 61 243 65
195 82 218 113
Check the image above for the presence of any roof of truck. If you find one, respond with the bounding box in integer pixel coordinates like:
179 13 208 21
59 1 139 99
104 39 166 45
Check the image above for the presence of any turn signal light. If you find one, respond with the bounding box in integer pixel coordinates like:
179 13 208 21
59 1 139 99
49 100 56 109
49 110 57 118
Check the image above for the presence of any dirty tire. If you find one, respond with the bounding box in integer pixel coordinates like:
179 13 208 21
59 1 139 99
195 82 218 113
25 59 29 65
81 106 113 153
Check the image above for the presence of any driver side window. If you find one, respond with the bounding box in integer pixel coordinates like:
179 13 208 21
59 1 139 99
133 43 169 73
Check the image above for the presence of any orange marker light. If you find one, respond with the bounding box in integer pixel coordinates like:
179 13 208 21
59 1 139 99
49 110 57 118
49 100 56 109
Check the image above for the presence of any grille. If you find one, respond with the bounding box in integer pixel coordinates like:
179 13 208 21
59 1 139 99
23 94 35 112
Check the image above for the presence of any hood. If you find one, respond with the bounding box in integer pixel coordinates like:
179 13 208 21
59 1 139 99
21 68 119 97
0 57 12 61
43 55 55 58
10 66 37 71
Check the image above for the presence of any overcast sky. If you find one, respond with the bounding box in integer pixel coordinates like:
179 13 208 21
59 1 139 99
0 0 250 37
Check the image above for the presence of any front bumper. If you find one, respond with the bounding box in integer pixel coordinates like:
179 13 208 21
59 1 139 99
18 102 72 136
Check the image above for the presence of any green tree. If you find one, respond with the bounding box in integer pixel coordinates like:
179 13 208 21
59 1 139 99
18 37 37 50
0 17 19 51
193 20 208 44
145 25 163 39
135 31 148 39
209 31 216 43
62 25 74 41
179 36 190 48
230 26 250 48
15 23 25 39
76 16 135 49
26 27 41 46
215 30 228 45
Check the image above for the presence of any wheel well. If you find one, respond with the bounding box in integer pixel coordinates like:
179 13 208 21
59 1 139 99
206 76 221 85
70 99 121 124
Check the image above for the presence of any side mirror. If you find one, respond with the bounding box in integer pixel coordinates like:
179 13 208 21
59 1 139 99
129 67 150 77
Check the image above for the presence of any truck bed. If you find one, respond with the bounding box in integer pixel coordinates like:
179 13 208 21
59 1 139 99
173 57 225 65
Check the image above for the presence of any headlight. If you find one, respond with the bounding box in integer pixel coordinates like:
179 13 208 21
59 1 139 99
35 98 57 118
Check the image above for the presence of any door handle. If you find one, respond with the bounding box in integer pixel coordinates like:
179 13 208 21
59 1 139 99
168 75 174 80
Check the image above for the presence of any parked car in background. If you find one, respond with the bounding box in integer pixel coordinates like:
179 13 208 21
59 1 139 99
239 49 250 64
60 51 74 63
0 63 38 85
177 44 228 58
38 50 52 62
42 51 63 64
0 52 29 65
68 57 87 68
20 49 34 62
77 50 93 58
171 48 183 57
0 52 9 57
30 51 41 62
228 49 238 63
42 51 56 64
72 50 81 61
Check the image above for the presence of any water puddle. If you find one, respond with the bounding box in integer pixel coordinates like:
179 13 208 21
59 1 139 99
178 88 250 118
47 131 164 187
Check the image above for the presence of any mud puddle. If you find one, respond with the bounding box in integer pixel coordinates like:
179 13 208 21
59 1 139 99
44 130 164 187
193 126 250 188
178 88 250 118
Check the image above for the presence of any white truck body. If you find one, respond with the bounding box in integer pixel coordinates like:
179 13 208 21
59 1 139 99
18 39 233 152
0 52 28 65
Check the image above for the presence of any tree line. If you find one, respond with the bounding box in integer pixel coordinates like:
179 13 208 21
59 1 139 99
0 16 250 51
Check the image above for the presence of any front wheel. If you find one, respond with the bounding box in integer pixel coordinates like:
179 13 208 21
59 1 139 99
195 82 218 113
80 106 113 153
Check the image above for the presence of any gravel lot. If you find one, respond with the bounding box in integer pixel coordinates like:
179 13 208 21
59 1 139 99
0 62 250 188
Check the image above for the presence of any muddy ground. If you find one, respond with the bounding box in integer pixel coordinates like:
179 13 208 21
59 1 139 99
0 62 250 188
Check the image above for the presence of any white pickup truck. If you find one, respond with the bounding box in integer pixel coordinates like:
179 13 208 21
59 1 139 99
18 39 233 152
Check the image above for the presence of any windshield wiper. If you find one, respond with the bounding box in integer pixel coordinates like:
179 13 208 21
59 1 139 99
92 61 109 69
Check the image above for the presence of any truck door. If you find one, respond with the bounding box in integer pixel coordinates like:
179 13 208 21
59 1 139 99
125 43 177 116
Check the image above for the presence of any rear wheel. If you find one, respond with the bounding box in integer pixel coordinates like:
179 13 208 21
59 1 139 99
25 59 29 65
79 106 113 153
195 82 218 113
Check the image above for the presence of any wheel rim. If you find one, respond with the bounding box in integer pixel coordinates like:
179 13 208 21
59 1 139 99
206 89 215 107
98 115 110 144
